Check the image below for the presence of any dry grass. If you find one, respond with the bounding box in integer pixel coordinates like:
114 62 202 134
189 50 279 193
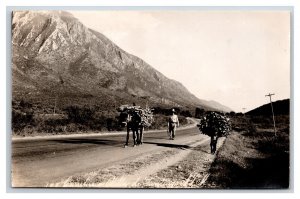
137 138 225 188
48 138 212 188
48 150 178 187
204 115 290 189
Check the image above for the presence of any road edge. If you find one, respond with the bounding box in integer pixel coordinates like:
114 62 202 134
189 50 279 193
12 117 199 141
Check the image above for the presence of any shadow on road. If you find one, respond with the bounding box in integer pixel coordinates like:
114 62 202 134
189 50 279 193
144 136 170 140
52 138 122 146
143 141 191 150
192 146 210 154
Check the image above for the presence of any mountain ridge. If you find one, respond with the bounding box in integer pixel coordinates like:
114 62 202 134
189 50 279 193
246 99 289 116
12 10 232 113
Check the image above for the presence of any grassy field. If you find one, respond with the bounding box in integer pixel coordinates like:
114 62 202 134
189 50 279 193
204 114 290 189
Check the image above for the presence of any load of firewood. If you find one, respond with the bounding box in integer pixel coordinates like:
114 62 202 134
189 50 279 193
197 111 231 137
117 105 154 127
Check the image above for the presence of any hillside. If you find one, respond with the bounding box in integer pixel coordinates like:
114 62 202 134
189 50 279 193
12 10 231 113
246 99 289 116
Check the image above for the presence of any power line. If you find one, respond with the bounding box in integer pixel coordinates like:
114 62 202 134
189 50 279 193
265 93 277 136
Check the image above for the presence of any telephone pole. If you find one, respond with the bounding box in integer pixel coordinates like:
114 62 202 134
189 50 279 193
265 93 276 136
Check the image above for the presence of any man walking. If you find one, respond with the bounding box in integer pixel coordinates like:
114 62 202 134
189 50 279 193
168 109 179 140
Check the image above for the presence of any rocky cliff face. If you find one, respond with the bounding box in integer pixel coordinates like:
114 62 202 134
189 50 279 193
12 11 232 112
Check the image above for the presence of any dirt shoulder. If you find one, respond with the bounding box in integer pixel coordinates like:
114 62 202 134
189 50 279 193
137 137 225 188
48 134 225 188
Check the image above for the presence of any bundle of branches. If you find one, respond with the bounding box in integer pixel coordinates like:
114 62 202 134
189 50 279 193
117 105 142 113
140 108 154 127
117 105 154 127
197 111 231 137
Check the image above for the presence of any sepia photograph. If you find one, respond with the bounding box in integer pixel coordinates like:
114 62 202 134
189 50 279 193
11 9 290 189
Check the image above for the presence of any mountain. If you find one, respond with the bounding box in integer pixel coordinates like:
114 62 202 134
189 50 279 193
246 99 290 116
203 100 232 113
12 11 232 112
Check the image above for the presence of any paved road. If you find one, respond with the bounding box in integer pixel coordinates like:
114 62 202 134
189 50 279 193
12 126 206 187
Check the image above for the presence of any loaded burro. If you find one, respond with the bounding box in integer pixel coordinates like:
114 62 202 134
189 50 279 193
197 111 232 154
117 104 154 147
118 103 231 154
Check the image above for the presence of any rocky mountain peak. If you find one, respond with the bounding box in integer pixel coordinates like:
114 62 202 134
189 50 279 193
12 10 232 112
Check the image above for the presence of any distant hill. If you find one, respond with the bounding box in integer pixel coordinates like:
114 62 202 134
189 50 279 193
12 11 232 113
246 99 290 116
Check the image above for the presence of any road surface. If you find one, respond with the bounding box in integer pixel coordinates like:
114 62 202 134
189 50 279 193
12 125 211 187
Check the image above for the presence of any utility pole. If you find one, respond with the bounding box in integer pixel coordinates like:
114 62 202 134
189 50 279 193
53 97 57 114
265 93 276 136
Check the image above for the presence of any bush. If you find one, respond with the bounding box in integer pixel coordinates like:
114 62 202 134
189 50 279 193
64 105 95 124
148 115 168 130
180 110 192 117
106 117 123 131
195 108 205 118
36 117 69 133
148 114 188 130
88 115 107 131
65 123 80 132
12 100 35 132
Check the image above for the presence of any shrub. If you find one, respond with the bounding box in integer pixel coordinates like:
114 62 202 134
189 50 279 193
148 114 188 130
195 108 205 118
64 105 95 124
12 100 35 132
180 110 192 117
65 123 80 132
36 117 69 133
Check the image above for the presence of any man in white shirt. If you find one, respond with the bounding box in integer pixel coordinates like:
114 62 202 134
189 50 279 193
168 109 179 140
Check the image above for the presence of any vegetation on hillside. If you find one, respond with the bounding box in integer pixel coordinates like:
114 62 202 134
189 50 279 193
11 99 191 136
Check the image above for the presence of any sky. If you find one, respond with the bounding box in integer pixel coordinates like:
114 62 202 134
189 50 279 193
70 10 290 112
